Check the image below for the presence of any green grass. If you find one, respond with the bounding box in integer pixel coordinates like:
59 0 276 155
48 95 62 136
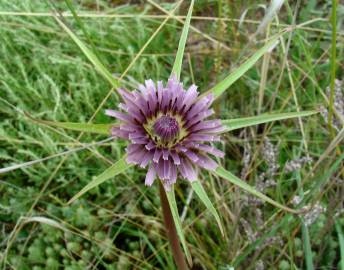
0 0 344 269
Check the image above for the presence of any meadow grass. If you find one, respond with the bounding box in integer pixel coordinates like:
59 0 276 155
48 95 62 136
0 0 343 269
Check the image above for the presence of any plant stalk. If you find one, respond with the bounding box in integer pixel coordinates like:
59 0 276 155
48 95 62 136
159 182 189 270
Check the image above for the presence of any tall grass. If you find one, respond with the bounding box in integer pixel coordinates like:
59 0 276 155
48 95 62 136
0 0 343 269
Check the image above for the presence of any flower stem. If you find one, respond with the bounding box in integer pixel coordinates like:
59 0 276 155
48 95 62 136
159 182 189 270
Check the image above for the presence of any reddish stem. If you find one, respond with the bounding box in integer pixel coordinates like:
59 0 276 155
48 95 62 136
159 182 189 270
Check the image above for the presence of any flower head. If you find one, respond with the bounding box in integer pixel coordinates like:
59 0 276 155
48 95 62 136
106 76 225 189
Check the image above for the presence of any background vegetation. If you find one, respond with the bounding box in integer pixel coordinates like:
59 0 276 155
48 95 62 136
0 0 343 269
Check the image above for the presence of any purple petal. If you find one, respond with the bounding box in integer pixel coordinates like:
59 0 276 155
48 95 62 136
163 160 169 180
127 107 145 122
170 163 177 183
185 98 210 120
188 120 222 132
145 141 156 150
145 80 158 114
181 85 198 112
188 134 221 142
184 109 214 128
179 158 197 181
118 103 128 112
129 131 146 139
127 145 147 164
184 150 199 163
153 148 162 163
196 155 218 170
120 123 140 132
131 138 149 144
170 151 181 165
197 144 225 158
132 91 149 115
157 81 164 107
118 88 135 102
175 145 188 153
111 127 129 139
154 161 164 180
162 149 169 160
140 150 154 168
105 110 134 123
145 165 156 186
138 84 148 99
127 143 142 153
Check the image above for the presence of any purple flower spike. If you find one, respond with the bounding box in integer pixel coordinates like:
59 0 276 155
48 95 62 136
107 76 224 189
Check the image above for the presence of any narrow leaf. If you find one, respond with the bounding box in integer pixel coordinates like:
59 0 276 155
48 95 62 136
191 180 224 237
313 127 344 170
55 16 119 88
204 33 283 100
26 113 114 135
221 111 317 132
43 121 112 135
0 137 113 174
64 0 99 58
165 188 192 266
171 0 194 79
214 166 300 214
68 157 132 204
301 222 315 270
21 216 67 231
307 153 344 202
255 0 284 35
335 220 344 270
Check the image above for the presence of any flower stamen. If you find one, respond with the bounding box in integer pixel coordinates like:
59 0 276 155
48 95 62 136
153 115 180 143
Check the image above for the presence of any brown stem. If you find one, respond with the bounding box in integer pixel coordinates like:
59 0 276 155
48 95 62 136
159 182 189 270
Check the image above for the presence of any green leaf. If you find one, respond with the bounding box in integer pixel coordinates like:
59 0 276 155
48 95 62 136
26 113 114 135
165 188 192 266
191 180 224 237
214 166 300 214
171 0 194 80
55 16 119 88
335 220 344 270
21 216 67 232
68 157 132 204
45 122 113 135
221 111 317 132
0 137 113 174
301 222 314 270
307 152 344 204
203 33 283 100
64 0 99 57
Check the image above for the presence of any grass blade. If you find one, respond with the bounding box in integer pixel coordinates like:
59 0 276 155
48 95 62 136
64 0 100 59
221 111 317 132
312 127 344 171
68 157 132 204
328 0 338 137
255 0 284 35
39 121 112 135
165 188 192 266
26 113 114 135
214 166 300 214
307 153 344 202
21 216 67 231
171 0 194 80
335 220 344 270
191 180 224 237
203 33 283 100
0 137 113 174
55 16 119 88
301 222 315 270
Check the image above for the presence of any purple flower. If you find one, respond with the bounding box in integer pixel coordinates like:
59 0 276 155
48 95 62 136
106 76 225 189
